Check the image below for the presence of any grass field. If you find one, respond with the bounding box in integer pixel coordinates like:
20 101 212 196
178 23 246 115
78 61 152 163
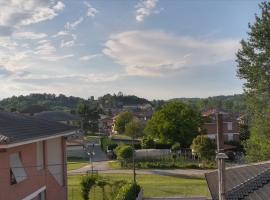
67 157 89 171
68 173 210 200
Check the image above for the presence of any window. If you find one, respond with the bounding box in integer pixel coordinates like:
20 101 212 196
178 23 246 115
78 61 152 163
227 122 233 131
36 141 44 170
9 153 27 184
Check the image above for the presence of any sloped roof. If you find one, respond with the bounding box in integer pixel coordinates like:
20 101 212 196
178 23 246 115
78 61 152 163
34 111 80 122
0 111 76 145
20 105 48 115
205 161 270 200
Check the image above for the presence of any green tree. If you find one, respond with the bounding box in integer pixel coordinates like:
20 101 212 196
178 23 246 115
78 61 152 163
115 145 133 165
236 2 270 161
191 136 216 161
125 120 144 139
125 120 144 183
77 100 100 134
145 101 202 147
114 112 133 134
141 136 155 149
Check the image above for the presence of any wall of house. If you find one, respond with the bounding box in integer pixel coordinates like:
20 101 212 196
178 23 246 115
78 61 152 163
0 137 67 200
204 121 239 142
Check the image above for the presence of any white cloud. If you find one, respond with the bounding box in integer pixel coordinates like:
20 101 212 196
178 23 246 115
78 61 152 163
35 40 56 55
84 1 98 17
15 73 119 84
135 0 158 22
61 39 75 48
52 31 69 38
103 30 240 76
40 54 74 61
79 54 101 61
13 31 47 40
0 0 65 28
64 17 84 31
53 1 65 11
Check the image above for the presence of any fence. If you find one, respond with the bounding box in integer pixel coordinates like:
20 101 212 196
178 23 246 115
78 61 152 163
135 148 198 162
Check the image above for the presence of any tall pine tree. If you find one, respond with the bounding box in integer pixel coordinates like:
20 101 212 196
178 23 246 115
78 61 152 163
236 2 270 162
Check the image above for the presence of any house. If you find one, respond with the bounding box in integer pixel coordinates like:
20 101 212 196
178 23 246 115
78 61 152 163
0 111 77 200
205 161 270 200
202 109 240 142
98 114 113 135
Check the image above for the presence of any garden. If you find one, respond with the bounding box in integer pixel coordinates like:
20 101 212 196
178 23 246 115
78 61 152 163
68 173 210 200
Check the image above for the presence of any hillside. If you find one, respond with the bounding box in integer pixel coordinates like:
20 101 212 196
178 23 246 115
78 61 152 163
171 94 246 113
0 93 246 114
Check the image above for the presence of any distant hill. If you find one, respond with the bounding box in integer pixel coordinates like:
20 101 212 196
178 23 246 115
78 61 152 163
0 93 246 114
0 93 84 112
170 94 246 114
98 93 151 108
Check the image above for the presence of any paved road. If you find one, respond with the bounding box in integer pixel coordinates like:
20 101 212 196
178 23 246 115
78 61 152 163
68 143 213 177
69 165 212 177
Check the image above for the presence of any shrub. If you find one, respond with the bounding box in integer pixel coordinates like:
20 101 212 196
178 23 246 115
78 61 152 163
101 137 117 151
115 145 133 165
115 183 141 200
141 136 156 149
81 175 97 200
155 142 172 149
191 135 216 161
171 142 181 152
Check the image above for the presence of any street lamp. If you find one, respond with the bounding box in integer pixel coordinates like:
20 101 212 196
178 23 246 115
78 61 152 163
87 143 95 174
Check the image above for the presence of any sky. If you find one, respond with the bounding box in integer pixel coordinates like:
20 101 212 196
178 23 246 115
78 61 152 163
0 0 262 100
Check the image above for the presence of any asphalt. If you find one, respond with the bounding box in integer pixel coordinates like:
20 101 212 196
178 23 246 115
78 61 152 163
68 143 213 177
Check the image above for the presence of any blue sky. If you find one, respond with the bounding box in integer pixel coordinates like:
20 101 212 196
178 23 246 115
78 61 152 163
0 0 262 100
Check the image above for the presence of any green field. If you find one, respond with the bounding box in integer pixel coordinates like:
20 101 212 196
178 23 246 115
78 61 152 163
68 173 210 200
67 157 89 171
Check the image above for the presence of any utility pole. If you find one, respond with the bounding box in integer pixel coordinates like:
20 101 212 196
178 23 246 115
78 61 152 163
132 137 136 183
216 113 228 200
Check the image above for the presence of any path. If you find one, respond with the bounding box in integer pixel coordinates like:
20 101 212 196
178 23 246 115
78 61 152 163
68 143 213 177
69 166 213 177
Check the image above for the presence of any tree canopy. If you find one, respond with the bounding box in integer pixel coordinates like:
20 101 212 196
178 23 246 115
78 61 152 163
125 120 144 138
114 112 134 134
77 100 100 134
236 2 270 161
191 135 216 161
144 101 202 147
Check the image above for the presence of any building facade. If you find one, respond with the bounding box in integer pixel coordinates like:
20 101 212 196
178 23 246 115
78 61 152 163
0 111 76 200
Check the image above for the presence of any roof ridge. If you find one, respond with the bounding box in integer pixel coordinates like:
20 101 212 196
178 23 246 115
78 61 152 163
226 167 270 199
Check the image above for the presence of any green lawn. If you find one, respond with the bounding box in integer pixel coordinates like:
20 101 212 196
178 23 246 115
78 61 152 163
67 157 89 171
110 134 132 140
84 135 101 143
68 173 210 200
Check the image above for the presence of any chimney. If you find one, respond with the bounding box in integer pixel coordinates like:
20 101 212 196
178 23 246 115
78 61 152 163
216 113 228 200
